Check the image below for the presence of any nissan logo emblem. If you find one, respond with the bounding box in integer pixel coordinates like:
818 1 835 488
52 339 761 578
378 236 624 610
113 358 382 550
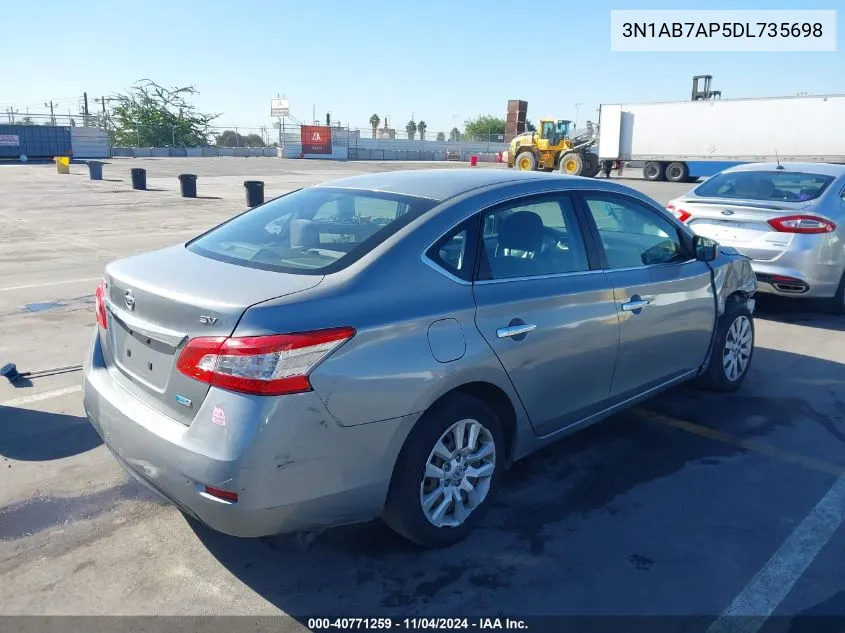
124 290 136 311
721 209 735 216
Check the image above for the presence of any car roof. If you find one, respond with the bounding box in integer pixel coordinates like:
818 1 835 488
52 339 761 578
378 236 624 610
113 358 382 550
310 168 591 202
720 162 845 178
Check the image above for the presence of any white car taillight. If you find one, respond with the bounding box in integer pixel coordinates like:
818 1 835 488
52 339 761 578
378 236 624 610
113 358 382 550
176 327 355 395
768 215 836 234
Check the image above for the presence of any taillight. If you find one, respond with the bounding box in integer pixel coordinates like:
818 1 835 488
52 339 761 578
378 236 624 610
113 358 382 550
667 202 691 223
95 280 108 329
203 486 238 503
176 327 355 396
768 215 836 234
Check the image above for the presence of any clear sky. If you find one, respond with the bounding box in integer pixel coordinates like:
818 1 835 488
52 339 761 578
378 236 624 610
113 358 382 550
3 0 842 136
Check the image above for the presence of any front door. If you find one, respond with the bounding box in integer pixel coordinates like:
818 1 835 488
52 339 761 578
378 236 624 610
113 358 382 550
472 193 620 436
580 193 716 400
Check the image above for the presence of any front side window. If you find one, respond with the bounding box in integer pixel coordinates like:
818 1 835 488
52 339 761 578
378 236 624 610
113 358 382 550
478 196 589 280
187 187 437 274
694 171 834 202
584 196 687 269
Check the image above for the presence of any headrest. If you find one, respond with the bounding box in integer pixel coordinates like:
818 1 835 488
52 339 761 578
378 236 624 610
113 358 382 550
499 211 544 253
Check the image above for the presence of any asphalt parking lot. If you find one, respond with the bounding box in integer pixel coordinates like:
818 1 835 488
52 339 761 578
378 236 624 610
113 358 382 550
1 158 844 630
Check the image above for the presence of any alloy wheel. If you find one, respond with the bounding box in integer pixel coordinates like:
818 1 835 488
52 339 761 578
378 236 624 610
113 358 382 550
723 315 753 381
419 419 496 528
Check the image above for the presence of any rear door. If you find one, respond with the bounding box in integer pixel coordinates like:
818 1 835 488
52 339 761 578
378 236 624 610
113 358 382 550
579 193 716 400
472 193 620 437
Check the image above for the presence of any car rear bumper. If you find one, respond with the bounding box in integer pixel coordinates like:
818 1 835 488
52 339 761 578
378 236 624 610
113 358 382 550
82 330 416 538
749 244 844 299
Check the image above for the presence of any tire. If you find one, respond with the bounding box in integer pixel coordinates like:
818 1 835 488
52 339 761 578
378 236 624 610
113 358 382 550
559 152 584 176
383 392 506 548
665 162 689 183
643 161 665 181
514 151 536 171
582 152 600 177
697 299 755 392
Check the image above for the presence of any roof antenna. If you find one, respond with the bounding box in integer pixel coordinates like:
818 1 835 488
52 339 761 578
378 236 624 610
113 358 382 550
775 149 784 170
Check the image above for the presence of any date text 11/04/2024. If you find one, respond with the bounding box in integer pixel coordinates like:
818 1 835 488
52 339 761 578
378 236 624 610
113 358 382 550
307 618 528 630
621 22 823 38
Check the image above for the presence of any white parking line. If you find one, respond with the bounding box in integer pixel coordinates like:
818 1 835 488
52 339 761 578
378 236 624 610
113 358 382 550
0 277 100 292
706 476 845 633
0 385 82 407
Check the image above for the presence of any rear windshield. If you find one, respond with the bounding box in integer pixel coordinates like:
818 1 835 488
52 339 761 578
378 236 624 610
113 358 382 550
694 171 835 203
187 187 438 274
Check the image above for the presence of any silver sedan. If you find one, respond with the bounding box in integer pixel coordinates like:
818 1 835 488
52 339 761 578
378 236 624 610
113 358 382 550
666 162 845 313
83 169 756 548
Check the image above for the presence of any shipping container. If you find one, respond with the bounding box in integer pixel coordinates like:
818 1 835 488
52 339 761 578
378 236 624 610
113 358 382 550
0 124 73 160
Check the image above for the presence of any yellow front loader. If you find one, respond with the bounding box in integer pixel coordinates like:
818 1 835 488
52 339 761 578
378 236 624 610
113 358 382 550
507 119 601 177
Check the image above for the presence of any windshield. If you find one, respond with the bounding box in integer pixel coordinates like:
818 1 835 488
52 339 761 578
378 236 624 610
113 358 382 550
693 171 835 203
187 187 438 274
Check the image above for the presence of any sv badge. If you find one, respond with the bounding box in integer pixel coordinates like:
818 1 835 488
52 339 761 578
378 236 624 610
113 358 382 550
199 315 219 326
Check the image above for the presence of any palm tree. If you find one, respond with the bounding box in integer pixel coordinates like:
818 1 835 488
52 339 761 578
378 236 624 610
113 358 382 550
405 119 417 140
369 114 380 139
450 127 461 142
417 120 427 140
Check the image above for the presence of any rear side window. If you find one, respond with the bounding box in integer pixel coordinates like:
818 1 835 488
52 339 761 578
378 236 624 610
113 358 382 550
694 171 835 202
187 188 438 274
478 195 589 280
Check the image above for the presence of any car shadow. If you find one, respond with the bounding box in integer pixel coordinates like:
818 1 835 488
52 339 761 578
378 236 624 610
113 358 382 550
0 406 102 461
187 345 845 621
754 294 844 332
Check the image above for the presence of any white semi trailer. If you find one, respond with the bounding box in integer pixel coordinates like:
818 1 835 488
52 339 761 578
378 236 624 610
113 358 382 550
597 94 845 182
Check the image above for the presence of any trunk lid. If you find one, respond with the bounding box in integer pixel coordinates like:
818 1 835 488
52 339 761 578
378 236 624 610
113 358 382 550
102 245 322 424
681 198 812 261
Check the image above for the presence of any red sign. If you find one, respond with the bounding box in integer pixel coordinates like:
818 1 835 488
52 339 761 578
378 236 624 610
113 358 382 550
301 125 332 154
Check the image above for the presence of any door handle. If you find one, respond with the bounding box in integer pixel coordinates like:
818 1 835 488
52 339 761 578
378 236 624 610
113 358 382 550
621 299 651 312
497 324 537 339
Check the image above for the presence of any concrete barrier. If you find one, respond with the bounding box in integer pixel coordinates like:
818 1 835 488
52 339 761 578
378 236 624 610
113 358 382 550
219 148 234 157
111 147 133 157
233 147 249 157
169 148 187 157
202 147 219 157
186 148 203 157
151 148 169 157
134 147 152 157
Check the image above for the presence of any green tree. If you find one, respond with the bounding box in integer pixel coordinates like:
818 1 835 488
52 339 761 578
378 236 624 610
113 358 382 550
417 120 427 140
464 114 506 141
369 113 380 139
215 130 264 147
109 79 219 147
525 119 537 132
436 131 446 142
405 119 417 140
449 127 461 142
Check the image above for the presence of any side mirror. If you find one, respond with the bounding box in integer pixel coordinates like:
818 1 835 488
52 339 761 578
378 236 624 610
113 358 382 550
694 235 718 261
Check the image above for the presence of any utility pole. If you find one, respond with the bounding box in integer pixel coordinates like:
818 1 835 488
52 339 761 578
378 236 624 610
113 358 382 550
44 100 55 125
83 92 89 126
312 104 316 125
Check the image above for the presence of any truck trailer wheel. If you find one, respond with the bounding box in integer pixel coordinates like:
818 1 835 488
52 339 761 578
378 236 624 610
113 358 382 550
515 152 536 171
559 152 583 176
643 161 665 181
582 152 600 177
665 162 689 183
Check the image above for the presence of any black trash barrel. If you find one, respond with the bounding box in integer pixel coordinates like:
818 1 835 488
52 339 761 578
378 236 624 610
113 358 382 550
244 180 264 207
87 161 104 181
130 167 146 190
178 174 197 198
